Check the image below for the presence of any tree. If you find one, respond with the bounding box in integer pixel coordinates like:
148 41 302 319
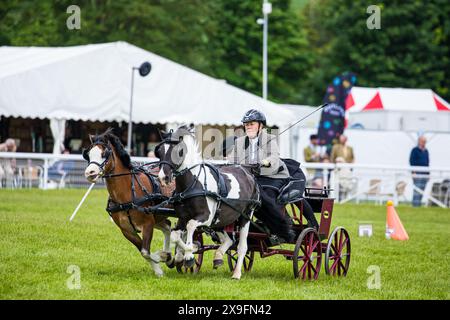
210 0 314 104
300 0 450 103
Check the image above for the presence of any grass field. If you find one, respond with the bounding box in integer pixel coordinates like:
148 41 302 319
0 189 449 300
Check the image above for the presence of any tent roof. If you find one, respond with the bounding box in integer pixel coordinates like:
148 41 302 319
0 41 294 126
345 86 450 113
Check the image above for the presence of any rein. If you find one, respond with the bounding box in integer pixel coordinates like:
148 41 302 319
83 141 169 231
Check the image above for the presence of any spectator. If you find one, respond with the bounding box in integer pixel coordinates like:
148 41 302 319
0 138 17 152
304 134 324 163
409 136 429 207
47 148 73 188
0 138 17 187
331 134 354 163
304 134 326 187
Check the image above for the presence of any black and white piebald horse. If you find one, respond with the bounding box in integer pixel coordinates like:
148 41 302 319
156 126 260 280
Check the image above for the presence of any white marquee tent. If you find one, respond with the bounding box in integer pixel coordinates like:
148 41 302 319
0 42 295 154
0 41 294 126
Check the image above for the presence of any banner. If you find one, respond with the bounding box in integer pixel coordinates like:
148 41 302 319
317 72 357 154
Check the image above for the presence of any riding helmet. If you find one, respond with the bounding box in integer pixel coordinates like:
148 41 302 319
241 109 266 126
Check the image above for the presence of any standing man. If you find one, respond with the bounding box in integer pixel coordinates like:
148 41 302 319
409 136 430 207
330 134 354 163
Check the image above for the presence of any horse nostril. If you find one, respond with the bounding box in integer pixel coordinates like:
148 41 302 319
89 170 96 175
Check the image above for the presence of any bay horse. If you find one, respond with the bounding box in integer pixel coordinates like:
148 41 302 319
156 126 260 280
83 128 173 277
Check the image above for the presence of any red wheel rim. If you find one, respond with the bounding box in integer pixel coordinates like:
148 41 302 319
293 228 322 280
325 227 351 276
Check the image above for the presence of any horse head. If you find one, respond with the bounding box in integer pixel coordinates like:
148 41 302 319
83 128 131 183
156 125 198 186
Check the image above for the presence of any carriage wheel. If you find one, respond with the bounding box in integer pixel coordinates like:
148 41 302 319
226 249 255 273
325 227 351 276
176 232 204 274
293 228 322 280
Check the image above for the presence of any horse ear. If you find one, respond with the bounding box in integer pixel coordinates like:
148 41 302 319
89 134 95 143
179 136 184 142
188 124 195 134
158 129 165 140
82 148 90 161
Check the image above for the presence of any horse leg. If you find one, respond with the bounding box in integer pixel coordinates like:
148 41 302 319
121 229 142 251
213 231 233 269
140 221 164 278
155 219 175 268
231 211 254 280
183 219 201 268
170 229 187 266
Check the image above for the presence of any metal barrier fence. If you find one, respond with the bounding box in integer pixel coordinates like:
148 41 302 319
1 152 449 208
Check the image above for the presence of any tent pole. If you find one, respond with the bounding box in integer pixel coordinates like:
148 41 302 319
127 68 136 154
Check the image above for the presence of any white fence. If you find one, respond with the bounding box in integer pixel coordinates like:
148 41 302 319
1 152 449 208
0 152 152 190
301 162 450 208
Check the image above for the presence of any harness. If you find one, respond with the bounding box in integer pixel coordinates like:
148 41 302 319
158 160 263 232
84 140 170 234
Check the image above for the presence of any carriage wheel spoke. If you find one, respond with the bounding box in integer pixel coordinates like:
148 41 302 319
339 260 346 271
341 236 349 248
310 240 319 253
300 245 308 257
310 262 317 275
308 234 314 254
330 243 338 254
338 230 344 249
330 257 340 275
337 259 342 276
300 261 308 274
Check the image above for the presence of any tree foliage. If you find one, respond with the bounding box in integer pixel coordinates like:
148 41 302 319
0 0 448 104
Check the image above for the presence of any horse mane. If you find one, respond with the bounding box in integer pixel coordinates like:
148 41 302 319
93 128 132 169
173 126 202 166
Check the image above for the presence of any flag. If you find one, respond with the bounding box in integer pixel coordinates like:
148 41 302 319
317 72 357 154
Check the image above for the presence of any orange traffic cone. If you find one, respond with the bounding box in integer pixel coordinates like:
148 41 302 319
386 200 409 240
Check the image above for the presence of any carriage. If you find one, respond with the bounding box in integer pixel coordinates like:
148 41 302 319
173 186 351 280
83 128 351 280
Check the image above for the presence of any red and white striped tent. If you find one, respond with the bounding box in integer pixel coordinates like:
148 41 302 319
345 87 450 113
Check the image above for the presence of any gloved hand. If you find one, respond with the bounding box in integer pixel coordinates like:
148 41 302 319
250 164 261 176
261 159 271 167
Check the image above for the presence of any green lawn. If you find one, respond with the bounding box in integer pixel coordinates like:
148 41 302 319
0 189 449 300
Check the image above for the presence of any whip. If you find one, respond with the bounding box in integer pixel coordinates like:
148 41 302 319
69 182 95 222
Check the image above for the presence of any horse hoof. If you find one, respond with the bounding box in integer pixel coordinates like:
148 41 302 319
166 258 176 269
184 257 195 268
231 274 241 280
213 259 223 269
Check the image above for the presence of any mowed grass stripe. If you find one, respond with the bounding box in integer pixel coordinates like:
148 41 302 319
0 189 449 299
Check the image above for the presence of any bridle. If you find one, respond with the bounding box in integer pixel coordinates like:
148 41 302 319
155 137 186 176
82 141 114 177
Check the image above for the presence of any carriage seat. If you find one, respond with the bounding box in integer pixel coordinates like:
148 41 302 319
276 179 304 205
276 158 306 205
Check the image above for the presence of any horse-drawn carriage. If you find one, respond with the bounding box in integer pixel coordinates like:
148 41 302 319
82 128 351 280
174 187 351 280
